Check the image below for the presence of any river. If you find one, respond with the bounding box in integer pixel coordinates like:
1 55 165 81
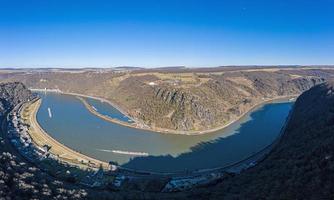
36 92 293 173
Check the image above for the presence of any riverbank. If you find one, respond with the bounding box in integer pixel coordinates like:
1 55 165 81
30 88 137 122
78 94 297 135
30 88 297 135
77 96 149 130
22 99 109 170
18 92 295 190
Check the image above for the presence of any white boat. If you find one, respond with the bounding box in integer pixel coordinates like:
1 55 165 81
91 106 97 111
48 107 52 118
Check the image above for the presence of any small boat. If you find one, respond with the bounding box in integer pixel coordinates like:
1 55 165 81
91 106 97 111
48 107 52 118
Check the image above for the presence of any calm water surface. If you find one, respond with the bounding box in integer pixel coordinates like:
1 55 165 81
85 97 133 123
36 92 293 173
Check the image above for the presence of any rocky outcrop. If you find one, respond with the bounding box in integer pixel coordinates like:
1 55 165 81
244 71 325 96
153 87 214 130
0 82 35 115
154 87 185 105
145 72 325 131
174 81 334 199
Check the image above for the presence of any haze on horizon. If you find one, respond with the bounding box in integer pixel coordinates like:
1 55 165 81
1 0 334 68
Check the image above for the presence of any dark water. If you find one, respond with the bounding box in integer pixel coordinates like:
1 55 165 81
36 92 293 173
85 97 133 123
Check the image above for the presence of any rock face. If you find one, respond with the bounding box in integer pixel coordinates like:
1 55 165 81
2 68 332 132
139 72 324 131
0 82 35 115
175 81 334 199
153 87 214 130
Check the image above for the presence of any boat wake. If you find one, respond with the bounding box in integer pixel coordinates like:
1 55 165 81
95 148 149 156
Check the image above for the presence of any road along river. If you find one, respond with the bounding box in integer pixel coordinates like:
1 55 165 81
35 92 293 173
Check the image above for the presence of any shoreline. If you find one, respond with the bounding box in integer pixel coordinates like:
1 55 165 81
24 99 110 170
76 94 297 136
29 89 136 123
20 94 296 177
76 96 147 130
30 88 297 135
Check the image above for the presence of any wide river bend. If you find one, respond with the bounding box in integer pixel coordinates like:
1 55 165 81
36 92 293 173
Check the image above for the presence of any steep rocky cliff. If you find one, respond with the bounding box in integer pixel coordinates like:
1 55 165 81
172 81 334 199
0 82 35 114
133 71 325 131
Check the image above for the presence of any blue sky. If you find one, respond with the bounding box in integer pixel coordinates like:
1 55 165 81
1 0 334 68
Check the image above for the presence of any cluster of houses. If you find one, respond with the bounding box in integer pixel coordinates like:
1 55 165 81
6 104 52 163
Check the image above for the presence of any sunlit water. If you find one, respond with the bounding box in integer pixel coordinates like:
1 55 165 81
85 97 133 123
36 92 293 173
